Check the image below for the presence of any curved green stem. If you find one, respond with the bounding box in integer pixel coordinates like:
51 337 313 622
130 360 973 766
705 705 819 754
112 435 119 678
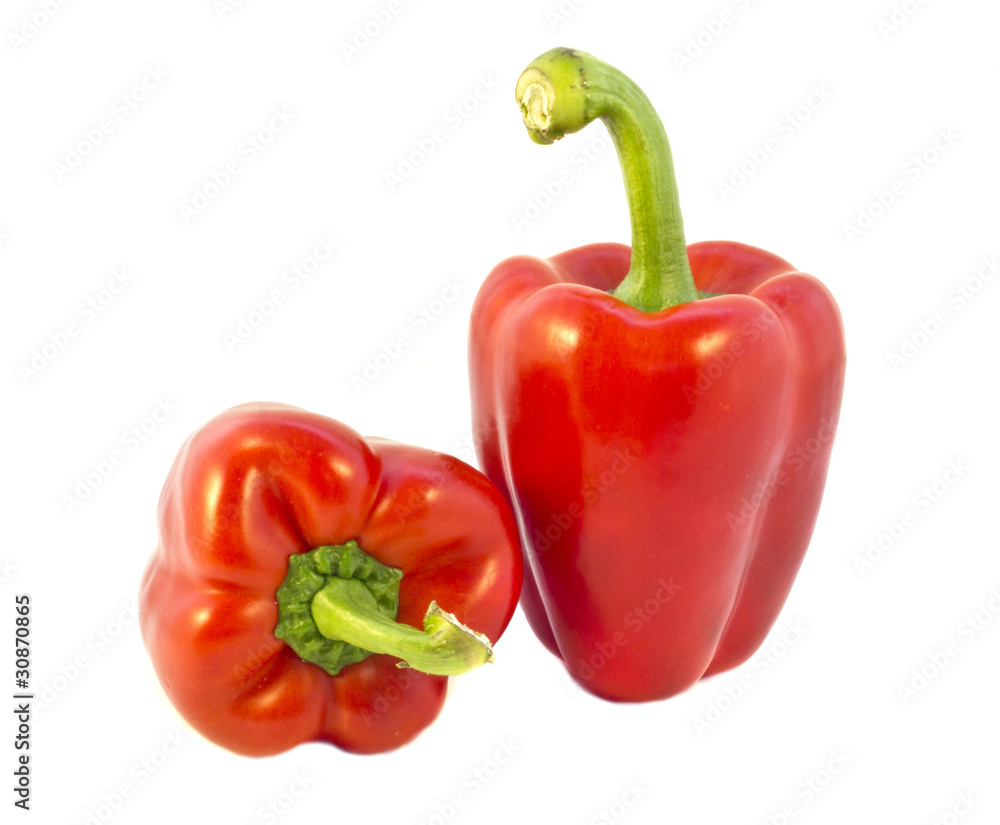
274 541 493 677
515 48 700 312
311 580 493 676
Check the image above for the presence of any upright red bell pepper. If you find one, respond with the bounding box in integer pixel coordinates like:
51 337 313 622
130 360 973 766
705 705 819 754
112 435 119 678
140 403 522 755
469 49 846 702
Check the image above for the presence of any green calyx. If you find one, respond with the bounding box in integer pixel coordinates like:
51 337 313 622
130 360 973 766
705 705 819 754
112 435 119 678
515 48 703 313
275 541 403 675
274 541 494 677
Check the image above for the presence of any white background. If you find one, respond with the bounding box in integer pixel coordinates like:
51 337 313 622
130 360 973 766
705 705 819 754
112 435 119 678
3 0 999 822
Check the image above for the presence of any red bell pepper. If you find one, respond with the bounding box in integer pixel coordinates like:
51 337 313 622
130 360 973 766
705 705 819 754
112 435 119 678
139 403 522 755
469 49 845 702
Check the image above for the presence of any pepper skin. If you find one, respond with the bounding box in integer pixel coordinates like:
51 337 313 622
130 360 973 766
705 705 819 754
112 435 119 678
469 49 845 702
139 403 522 755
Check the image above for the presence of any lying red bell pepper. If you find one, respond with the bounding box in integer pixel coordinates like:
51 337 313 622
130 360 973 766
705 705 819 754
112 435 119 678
139 403 522 755
469 49 846 702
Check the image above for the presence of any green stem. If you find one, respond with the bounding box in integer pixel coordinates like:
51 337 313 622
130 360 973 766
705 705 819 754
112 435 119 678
273 541 493 677
515 48 700 312
311 580 494 676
